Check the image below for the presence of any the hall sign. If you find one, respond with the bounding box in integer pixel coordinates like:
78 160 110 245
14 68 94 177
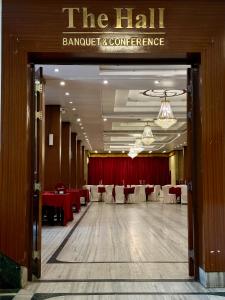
62 7 166 49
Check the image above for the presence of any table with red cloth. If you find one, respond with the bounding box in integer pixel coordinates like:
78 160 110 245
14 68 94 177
79 188 90 204
68 188 90 207
145 187 154 200
67 189 81 212
123 187 135 202
169 187 181 202
42 192 73 226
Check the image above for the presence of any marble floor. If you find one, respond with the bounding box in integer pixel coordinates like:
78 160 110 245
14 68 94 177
13 203 225 299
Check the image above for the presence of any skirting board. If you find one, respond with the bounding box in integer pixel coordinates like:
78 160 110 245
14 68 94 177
199 267 225 288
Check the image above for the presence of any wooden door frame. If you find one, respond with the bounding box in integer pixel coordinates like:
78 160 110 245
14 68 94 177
28 52 201 280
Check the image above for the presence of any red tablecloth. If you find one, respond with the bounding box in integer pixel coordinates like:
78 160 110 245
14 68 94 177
67 189 81 212
169 187 181 200
124 187 135 202
98 187 106 193
145 187 154 199
42 192 73 226
79 189 90 203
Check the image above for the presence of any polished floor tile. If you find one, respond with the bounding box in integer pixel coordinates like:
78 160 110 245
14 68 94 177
13 203 225 299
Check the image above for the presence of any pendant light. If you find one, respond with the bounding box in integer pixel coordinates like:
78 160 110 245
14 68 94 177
142 123 155 145
154 93 177 129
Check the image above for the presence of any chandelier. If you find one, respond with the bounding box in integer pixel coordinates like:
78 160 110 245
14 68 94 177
128 138 144 159
142 123 155 145
142 89 186 130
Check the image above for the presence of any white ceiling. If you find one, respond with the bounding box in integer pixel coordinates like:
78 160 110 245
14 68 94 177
38 64 189 153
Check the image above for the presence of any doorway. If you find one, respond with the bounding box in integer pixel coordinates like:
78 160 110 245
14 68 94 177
28 59 200 283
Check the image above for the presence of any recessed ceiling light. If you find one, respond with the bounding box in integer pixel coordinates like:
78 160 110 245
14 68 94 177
72 107 76 111
77 118 81 122
54 68 59 73
81 126 84 129
65 92 70 96
122 151 125 154
79 123 82 126
95 150 98 153
149 151 152 153
154 80 160 85
103 118 107 122
108 151 111 153
178 133 181 137
163 150 166 153
69 101 73 104
103 80 108 85
60 81 65 86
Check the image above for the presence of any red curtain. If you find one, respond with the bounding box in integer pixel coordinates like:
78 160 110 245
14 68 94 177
88 157 170 185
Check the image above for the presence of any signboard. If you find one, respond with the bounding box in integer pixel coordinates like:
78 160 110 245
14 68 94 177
62 7 166 49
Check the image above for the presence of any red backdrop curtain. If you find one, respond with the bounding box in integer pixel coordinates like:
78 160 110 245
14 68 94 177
88 157 170 185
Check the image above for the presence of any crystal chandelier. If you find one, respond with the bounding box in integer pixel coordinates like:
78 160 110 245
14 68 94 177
128 147 138 159
154 96 177 129
142 123 155 145
141 89 186 130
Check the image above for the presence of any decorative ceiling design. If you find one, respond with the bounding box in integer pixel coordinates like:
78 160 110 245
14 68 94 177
39 64 188 153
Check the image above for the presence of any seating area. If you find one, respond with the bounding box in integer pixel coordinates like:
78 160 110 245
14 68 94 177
85 184 188 204
42 183 90 226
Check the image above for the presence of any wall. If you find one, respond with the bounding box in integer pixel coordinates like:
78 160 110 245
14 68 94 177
0 0 225 286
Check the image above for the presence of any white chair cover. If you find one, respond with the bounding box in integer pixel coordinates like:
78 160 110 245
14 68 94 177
149 185 161 201
137 185 146 202
162 185 176 204
90 185 101 202
115 186 125 204
127 186 139 203
103 185 114 203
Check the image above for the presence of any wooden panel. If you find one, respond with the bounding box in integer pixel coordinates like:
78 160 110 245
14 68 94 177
0 0 225 275
61 122 71 188
71 132 77 188
81 146 85 187
44 105 61 190
76 140 82 188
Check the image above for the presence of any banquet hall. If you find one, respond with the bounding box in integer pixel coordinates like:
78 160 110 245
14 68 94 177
33 63 189 284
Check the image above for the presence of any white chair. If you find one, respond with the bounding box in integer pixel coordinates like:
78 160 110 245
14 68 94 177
127 186 139 203
180 185 188 204
137 185 146 202
162 185 176 204
103 185 114 203
90 185 101 202
149 185 161 201
115 186 125 204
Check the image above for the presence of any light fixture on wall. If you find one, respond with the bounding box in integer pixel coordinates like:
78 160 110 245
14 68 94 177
142 123 155 145
142 89 186 130
49 133 54 146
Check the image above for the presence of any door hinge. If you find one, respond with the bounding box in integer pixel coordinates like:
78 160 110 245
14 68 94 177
187 111 192 120
33 250 41 260
34 182 41 192
35 111 43 120
187 84 193 95
35 80 43 94
188 181 193 192
188 249 194 259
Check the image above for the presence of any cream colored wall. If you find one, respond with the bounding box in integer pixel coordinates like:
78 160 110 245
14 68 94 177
169 150 184 185
169 154 176 185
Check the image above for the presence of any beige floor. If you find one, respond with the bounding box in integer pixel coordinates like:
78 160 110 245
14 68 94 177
13 202 225 299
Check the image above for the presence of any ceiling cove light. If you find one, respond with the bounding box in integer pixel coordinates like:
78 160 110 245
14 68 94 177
142 123 155 146
60 81 66 86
